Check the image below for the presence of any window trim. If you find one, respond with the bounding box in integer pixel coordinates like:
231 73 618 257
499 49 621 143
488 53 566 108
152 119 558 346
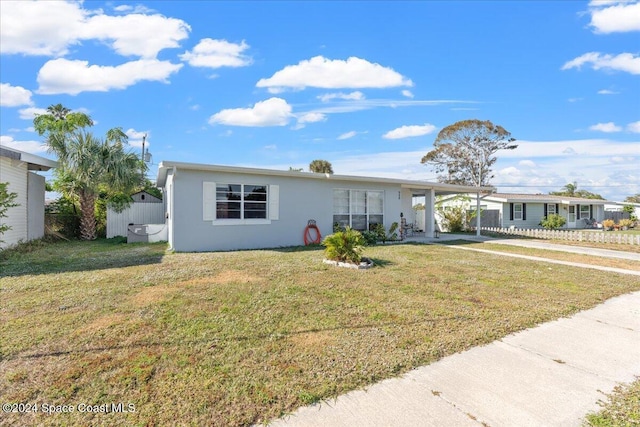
547 203 556 215
204 181 278 225
513 203 523 221
216 183 268 220
579 204 591 220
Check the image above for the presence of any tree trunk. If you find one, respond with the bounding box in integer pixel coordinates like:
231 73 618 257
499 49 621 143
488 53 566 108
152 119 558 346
79 190 97 240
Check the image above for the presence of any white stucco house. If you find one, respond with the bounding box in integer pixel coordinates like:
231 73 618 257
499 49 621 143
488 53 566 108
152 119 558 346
0 146 57 249
156 161 492 252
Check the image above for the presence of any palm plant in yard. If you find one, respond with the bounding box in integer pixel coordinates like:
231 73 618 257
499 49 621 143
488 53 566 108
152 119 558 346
322 227 365 264
55 131 141 240
34 104 144 240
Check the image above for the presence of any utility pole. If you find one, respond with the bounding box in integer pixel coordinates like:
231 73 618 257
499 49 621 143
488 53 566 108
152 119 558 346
141 134 146 183
476 150 483 237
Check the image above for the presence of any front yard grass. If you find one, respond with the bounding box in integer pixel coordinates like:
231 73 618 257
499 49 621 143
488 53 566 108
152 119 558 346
2 240 640 426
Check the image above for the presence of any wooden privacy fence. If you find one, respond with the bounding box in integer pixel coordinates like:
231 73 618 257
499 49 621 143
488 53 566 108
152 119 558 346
481 227 640 246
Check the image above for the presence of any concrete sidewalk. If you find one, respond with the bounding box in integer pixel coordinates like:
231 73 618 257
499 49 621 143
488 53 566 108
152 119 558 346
265 292 640 427
485 238 640 261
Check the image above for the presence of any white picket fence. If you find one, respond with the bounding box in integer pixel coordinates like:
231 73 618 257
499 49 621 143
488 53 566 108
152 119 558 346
481 227 640 246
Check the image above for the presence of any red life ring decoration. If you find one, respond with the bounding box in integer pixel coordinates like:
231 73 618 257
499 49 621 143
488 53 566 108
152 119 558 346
303 219 322 245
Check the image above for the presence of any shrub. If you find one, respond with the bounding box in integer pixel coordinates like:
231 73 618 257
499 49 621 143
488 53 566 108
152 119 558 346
0 182 19 243
540 214 566 230
619 219 633 229
388 222 399 240
439 206 471 232
361 230 378 246
322 227 365 264
602 219 615 230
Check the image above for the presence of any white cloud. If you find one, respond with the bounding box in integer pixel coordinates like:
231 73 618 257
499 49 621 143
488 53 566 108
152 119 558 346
180 39 252 68
561 52 640 75
518 160 536 168
36 58 183 95
18 107 47 121
80 13 190 59
498 139 640 158
597 89 619 94
297 112 326 124
383 123 437 140
589 122 622 132
338 131 358 140
0 1 190 58
113 5 155 14
402 90 414 98
0 83 33 107
0 135 48 153
610 156 634 163
0 0 86 56
256 56 413 93
264 144 277 150
627 120 640 133
589 1 640 33
568 97 583 103
292 112 327 130
208 97 292 127
317 91 365 102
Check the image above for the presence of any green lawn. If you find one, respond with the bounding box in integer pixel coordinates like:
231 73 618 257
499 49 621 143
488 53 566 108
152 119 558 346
2 240 640 426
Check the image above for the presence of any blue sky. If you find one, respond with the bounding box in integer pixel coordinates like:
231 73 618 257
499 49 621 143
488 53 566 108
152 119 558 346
1 0 639 201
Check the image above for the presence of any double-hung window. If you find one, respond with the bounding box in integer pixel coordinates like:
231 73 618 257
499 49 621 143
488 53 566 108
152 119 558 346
513 203 523 220
547 204 556 215
580 204 591 220
333 189 384 231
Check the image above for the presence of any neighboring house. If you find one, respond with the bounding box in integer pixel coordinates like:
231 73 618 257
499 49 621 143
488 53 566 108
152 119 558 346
0 146 57 249
604 201 640 219
106 190 165 238
441 192 609 229
156 161 491 252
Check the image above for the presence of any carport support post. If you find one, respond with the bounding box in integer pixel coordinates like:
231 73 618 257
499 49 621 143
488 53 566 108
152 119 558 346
426 188 435 238
476 191 481 237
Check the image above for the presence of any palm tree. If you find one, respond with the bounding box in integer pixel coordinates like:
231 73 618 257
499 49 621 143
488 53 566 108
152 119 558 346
57 131 141 240
309 159 334 174
34 104 143 239
33 104 94 156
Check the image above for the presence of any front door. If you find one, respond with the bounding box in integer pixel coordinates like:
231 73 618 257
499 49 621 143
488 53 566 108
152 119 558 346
568 205 576 228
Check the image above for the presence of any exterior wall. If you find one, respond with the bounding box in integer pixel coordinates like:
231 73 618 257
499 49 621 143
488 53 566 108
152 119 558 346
165 171 174 249
169 169 404 252
27 172 45 240
107 202 166 238
0 157 28 249
501 203 545 229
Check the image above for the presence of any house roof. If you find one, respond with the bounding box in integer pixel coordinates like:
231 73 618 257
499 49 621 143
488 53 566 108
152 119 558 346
487 193 609 205
156 161 494 195
0 146 57 171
